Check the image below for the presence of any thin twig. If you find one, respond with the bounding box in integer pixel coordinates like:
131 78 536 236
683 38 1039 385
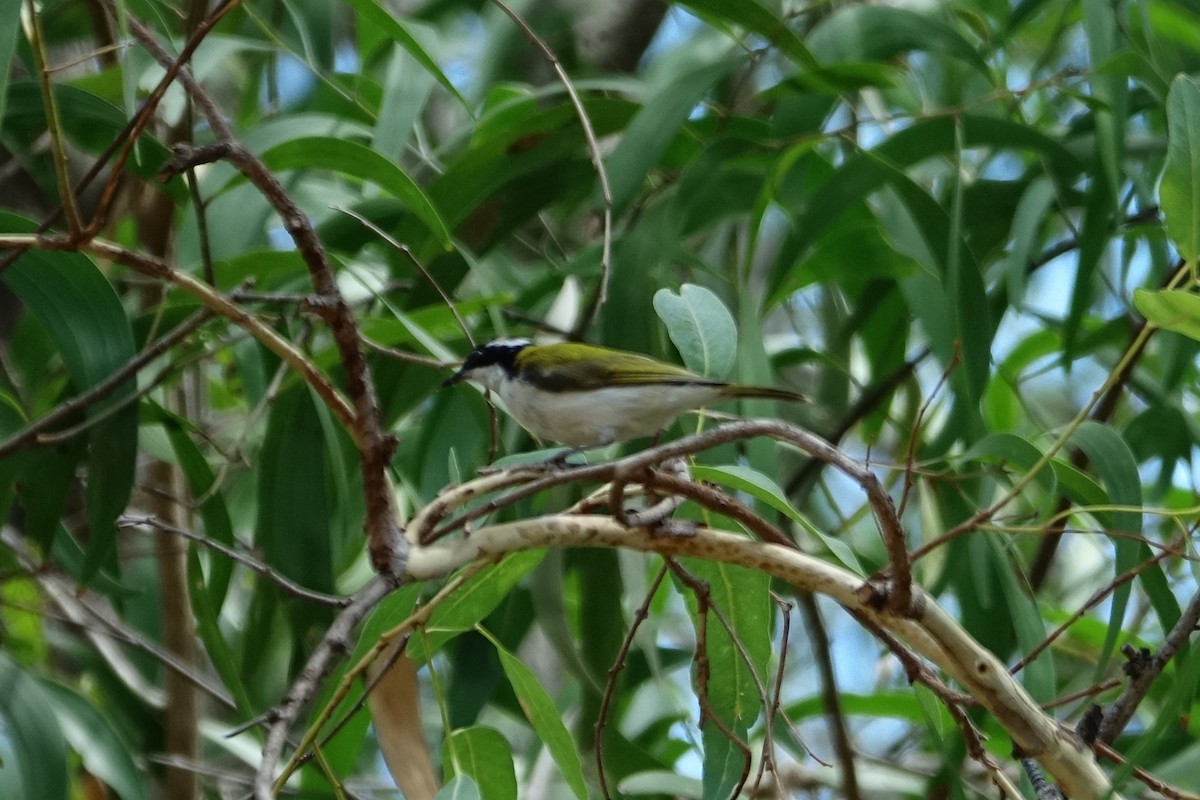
0 234 358 432
1093 741 1200 800
1012 543 1178 674
253 576 397 798
85 0 244 233
0 528 237 709
27 0 82 234
797 591 861 799
0 309 213 458
666 558 754 796
594 564 669 799
118 515 349 608
332 205 472 342
488 0 613 337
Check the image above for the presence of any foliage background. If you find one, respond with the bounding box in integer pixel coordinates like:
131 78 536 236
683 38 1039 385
2 0 1200 798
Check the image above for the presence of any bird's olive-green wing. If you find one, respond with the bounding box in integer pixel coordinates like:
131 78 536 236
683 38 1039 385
517 343 721 391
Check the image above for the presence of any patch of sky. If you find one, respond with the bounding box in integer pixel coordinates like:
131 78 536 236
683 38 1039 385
268 225 295 250
978 151 1026 181
265 53 315 108
642 5 706 68
440 13 486 98
784 282 829 355
1021 248 1076 319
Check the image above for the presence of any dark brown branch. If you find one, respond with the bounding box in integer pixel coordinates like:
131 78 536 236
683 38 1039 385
1097 588 1200 744
644 468 793 547
252 575 397 798
594 564 668 799
797 592 862 800
666 558 754 797
588 0 668 73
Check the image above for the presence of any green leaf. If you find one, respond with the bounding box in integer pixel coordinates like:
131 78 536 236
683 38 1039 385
701 726 746 800
342 0 470 111
675 0 818 68
961 433 1057 503
679 558 771 732
2 84 180 198
808 4 990 74
442 726 517 800
146 401 236 610
986 536 1056 703
394 550 545 663
1068 422 1148 673
1134 288 1200 341
262 136 452 248
606 59 738 213
0 653 68 800
1004 176 1057 304
435 774 482 800
421 550 545 655
1083 0 1128 199
0 213 138 582
768 113 1083 305
690 464 863 574
0 393 24 522
0 0 20 123
256 387 333 593
484 631 587 800
653 285 737 378
914 682 954 746
188 548 254 716
39 680 150 800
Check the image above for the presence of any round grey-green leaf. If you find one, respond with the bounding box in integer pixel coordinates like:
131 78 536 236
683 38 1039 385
653 284 737 377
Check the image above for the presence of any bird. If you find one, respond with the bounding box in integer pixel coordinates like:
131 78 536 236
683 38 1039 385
441 338 807 447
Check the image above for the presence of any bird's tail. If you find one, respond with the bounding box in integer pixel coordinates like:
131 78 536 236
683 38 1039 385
723 384 810 403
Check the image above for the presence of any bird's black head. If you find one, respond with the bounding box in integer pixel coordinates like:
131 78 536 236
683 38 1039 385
442 338 531 387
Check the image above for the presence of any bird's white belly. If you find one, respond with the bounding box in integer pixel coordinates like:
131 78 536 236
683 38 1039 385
496 379 724 446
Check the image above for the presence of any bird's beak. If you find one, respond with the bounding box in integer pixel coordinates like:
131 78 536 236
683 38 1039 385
441 369 466 389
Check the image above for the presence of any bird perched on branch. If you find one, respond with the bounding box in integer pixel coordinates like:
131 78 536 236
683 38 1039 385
442 338 807 447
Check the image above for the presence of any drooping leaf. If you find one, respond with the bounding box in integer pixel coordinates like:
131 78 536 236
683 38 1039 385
262 136 452 248
343 0 470 111
675 0 818 69
39 680 150 800
0 653 68 800
256 387 333 593
606 59 738 213
808 4 990 74
1068 422 1161 674
486 632 588 800
0 213 138 582
0 0 20 123
1161 77 1200 262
